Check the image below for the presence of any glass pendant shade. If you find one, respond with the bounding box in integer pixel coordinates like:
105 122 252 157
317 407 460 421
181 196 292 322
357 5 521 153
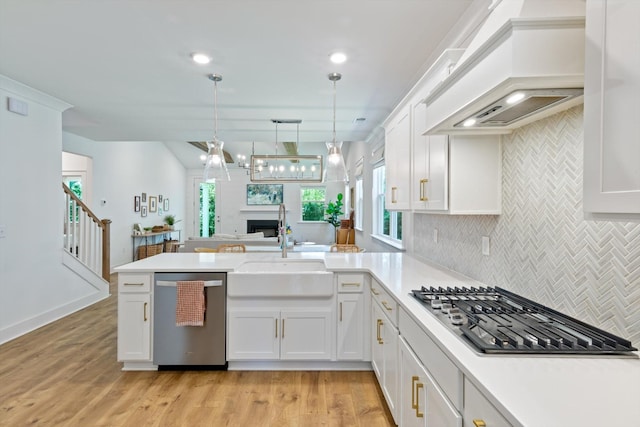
203 138 229 182
323 141 347 182
202 73 230 183
324 72 347 183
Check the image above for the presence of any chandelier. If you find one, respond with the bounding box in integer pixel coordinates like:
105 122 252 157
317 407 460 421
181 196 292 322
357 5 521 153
249 119 324 183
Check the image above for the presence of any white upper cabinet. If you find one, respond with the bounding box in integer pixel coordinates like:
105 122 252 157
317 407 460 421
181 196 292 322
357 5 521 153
385 105 412 211
412 101 448 211
584 0 640 215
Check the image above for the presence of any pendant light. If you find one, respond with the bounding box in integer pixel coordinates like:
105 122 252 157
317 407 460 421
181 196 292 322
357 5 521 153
324 72 348 183
203 74 230 183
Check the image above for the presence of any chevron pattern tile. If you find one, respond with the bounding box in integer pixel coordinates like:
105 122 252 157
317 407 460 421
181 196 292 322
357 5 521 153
413 105 640 347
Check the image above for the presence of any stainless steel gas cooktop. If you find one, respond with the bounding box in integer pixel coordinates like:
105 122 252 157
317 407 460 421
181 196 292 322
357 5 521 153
411 286 638 356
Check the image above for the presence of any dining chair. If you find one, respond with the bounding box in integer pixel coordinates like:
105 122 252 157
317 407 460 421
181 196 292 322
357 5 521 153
216 243 246 253
194 247 217 253
330 244 362 253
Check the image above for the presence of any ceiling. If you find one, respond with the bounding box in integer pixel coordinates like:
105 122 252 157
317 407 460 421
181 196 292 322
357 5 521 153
0 0 479 169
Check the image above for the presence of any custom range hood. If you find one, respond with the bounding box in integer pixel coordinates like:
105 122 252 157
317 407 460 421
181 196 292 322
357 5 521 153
424 0 586 135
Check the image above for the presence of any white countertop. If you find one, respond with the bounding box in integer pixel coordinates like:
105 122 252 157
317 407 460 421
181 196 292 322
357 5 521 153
116 252 640 427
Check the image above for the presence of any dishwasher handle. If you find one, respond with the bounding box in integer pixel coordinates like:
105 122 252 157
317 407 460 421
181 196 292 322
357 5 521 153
156 280 223 288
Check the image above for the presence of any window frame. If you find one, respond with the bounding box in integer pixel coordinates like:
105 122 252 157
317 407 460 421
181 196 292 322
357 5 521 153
371 163 403 248
300 186 327 223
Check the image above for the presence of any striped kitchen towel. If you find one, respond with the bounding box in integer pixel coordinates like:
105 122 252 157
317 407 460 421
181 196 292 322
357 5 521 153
176 280 205 326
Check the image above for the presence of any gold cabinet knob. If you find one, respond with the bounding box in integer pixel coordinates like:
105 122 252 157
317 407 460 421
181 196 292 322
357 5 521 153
473 420 486 427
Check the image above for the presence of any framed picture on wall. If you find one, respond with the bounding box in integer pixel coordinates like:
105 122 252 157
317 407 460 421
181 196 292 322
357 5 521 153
163 198 169 211
247 184 283 205
141 192 147 203
134 196 141 212
149 196 157 212
158 194 163 203
141 206 147 217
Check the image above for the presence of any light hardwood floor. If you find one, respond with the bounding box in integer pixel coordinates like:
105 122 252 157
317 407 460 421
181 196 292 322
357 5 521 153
0 276 394 426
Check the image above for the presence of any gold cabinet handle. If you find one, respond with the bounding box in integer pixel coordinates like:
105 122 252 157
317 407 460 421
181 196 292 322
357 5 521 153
275 319 278 338
143 302 148 321
411 376 419 409
391 187 398 203
124 282 145 286
282 319 285 339
381 301 393 311
339 302 343 322
420 178 429 201
376 319 384 344
415 382 424 418
473 421 486 427
341 282 361 287
371 288 380 296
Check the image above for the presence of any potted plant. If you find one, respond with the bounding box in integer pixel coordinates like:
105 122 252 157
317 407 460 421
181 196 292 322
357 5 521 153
163 214 181 230
325 193 344 242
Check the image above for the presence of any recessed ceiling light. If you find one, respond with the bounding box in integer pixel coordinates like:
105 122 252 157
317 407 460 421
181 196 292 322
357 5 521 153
330 52 347 64
463 118 477 127
191 53 211 65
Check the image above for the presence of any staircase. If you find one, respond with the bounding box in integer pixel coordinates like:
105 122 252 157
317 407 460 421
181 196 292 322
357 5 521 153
62 183 111 285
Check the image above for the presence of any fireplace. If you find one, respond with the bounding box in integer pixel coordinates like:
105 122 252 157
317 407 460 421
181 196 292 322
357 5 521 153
247 220 279 237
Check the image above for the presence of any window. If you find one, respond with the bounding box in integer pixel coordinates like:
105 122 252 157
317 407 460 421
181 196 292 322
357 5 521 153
199 182 216 237
372 164 402 244
355 176 363 230
301 187 326 221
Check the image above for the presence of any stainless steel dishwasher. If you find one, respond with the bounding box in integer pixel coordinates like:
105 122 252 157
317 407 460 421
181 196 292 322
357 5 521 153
153 272 227 369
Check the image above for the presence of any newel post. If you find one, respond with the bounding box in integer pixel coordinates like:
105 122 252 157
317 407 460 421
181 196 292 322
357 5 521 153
101 219 112 281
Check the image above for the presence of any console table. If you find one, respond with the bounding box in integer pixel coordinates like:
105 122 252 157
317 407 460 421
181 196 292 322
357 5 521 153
131 230 181 261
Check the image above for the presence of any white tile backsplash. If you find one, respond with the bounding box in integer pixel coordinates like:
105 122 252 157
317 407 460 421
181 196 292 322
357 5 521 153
413 105 640 347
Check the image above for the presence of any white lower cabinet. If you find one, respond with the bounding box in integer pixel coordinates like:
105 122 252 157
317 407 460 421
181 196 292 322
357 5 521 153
227 307 333 360
372 296 399 423
337 293 365 359
117 293 151 361
336 273 369 361
463 378 511 427
400 337 462 427
117 273 152 362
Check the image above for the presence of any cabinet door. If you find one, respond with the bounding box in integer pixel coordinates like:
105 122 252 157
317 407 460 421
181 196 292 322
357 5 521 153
412 102 448 211
117 293 151 361
463 378 511 427
400 338 462 427
385 107 412 210
371 299 385 380
280 309 333 360
584 0 640 214
337 293 365 360
372 300 399 422
227 309 280 360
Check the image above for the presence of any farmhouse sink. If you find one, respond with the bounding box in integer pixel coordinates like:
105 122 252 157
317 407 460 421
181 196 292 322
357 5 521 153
235 259 326 273
228 259 332 297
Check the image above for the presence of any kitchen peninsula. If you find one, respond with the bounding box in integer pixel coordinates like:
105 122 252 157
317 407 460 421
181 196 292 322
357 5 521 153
115 252 640 427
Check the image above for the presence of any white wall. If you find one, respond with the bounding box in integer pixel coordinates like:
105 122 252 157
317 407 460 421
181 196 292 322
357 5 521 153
63 133 187 268
0 75 109 344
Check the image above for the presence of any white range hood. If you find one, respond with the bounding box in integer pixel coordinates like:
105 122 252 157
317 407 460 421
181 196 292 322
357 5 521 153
424 0 586 135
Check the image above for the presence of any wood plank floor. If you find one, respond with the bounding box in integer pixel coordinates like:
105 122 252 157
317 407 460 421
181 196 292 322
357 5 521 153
0 276 395 426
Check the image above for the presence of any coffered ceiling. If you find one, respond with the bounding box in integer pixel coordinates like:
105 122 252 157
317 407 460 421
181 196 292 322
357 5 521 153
0 0 482 168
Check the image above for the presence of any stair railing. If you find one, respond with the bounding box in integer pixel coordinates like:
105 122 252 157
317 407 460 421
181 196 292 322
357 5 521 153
62 183 111 281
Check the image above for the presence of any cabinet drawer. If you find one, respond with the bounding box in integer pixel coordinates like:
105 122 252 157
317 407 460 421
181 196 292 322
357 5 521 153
371 279 398 326
399 308 462 411
118 273 151 293
337 273 364 293
463 378 512 427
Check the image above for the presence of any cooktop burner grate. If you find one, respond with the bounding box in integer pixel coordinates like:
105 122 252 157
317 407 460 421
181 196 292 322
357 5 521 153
411 286 637 355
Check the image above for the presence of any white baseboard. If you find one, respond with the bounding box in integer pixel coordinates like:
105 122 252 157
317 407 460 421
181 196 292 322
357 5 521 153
0 291 110 345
